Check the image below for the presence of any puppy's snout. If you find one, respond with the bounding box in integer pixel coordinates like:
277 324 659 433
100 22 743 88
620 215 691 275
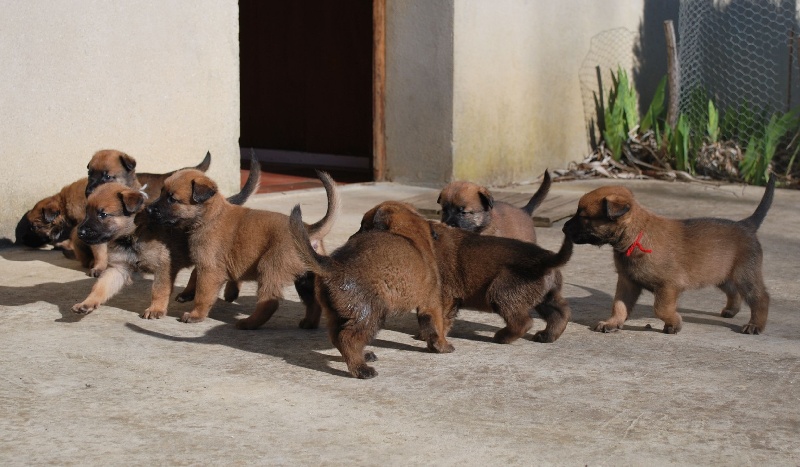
77 226 89 240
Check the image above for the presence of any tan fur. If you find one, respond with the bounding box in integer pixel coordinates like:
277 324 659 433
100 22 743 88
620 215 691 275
147 169 339 325
18 178 108 276
562 177 775 334
437 170 551 243
362 201 573 345
289 202 451 379
71 182 192 316
86 149 211 200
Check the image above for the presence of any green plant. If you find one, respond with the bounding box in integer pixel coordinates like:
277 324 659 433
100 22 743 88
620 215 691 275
641 76 667 134
707 100 719 143
601 67 639 160
741 108 800 185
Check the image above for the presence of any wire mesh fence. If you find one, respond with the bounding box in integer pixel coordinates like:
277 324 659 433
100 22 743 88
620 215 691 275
678 0 800 142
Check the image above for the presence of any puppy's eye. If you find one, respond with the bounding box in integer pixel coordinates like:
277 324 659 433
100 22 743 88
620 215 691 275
98 211 108 220
102 173 113 181
167 194 177 204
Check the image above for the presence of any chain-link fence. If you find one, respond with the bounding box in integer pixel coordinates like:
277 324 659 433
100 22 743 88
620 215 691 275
678 0 800 142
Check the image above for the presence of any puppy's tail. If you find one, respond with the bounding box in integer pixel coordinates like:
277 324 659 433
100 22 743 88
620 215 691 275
226 158 261 206
522 169 551 215
541 235 573 270
740 173 776 231
195 151 212 172
305 170 341 242
289 204 330 276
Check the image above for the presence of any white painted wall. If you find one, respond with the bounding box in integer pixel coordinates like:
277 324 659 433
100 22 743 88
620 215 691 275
0 0 240 240
387 0 650 187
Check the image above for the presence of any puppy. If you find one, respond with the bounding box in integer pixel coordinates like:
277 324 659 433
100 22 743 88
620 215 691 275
85 149 211 199
438 170 551 243
16 178 109 276
289 203 452 379
362 201 573 345
562 175 776 335
146 169 339 326
71 162 262 316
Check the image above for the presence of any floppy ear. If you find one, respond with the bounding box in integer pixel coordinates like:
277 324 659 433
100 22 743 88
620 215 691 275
603 195 631 220
477 187 494 210
119 153 136 172
357 206 380 233
42 206 60 223
191 178 217 204
118 190 145 215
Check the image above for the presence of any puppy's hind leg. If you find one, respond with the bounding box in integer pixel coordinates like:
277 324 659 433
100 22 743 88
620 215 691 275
175 268 198 303
295 272 322 329
72 266 131 314
532 288 571 343
653 287 682 334
329 314 379 379
417 306 455 353
492 303 533 344
739 280 769 335
718 280 742 318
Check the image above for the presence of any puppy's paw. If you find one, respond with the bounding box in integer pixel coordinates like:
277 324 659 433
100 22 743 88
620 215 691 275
298 317 319 330
223 282 240 302
364 351 378 362
175 291 195 303
141 307 166 319
492 328 522 344
429 340 455 353
593 321 622 333
71 301 98 314
180 311 206 323
532 331 556 343
352 364 377 379
89 266 106 278
662 324 681 334
720 308 740 318
740 323 763 335
235 317 260 330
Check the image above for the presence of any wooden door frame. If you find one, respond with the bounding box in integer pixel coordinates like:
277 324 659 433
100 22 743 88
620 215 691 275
373 0 386 181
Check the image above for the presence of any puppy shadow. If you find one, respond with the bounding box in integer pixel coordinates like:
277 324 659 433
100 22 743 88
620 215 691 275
381 313 498 344
0 244 88 274
0 278 111 322
565 283 744 333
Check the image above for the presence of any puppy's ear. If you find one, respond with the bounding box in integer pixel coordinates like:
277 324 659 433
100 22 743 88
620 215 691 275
477 187 494 210
436 192 443 205
42 207 60 223
358 206 380 233
191 178 217 204
603 195 630 220
119 153 136 172
118 190 145 215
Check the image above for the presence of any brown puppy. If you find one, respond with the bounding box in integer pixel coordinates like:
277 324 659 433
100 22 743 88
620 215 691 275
289 203 452 379
562 175 776 335
16 178 108 276
362 201 574 345
147 169 339 326
438 170 551 243
85 149 211 199
71 162 262 316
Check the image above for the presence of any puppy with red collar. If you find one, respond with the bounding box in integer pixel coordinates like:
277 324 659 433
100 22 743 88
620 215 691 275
562 175 775 335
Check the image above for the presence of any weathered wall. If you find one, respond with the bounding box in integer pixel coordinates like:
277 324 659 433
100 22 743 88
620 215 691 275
385 0 651 187
0 0 240 241
384 0 455 186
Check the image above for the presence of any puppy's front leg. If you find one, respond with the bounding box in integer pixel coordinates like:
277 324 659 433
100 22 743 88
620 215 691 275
142 265 179 319
181 270 223 323
595 275 642 332
72 266 131 314
89 243 108 277
653 287 682 334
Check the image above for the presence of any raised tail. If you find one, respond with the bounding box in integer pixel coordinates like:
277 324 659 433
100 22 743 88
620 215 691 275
740 173 776 231
541 235 573 270
306 170 341 241
226 158 261 206
522 169 551 215
288 204 329 276
195 151 212 172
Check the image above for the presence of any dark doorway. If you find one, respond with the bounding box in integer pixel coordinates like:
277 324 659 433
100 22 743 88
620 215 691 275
239 0 374 184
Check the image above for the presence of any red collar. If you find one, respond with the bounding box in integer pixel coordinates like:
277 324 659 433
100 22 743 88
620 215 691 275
625 231 652 257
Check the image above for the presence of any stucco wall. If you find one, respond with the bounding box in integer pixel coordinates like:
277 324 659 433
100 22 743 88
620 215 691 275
0 0 240 241
386 0 650 187
385 0 455 186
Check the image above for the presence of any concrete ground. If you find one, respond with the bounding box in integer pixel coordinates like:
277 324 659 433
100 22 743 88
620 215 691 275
1 178 798 465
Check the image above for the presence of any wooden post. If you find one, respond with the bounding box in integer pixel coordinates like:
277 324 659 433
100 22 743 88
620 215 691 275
372 0 387 181
664 20 679 128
